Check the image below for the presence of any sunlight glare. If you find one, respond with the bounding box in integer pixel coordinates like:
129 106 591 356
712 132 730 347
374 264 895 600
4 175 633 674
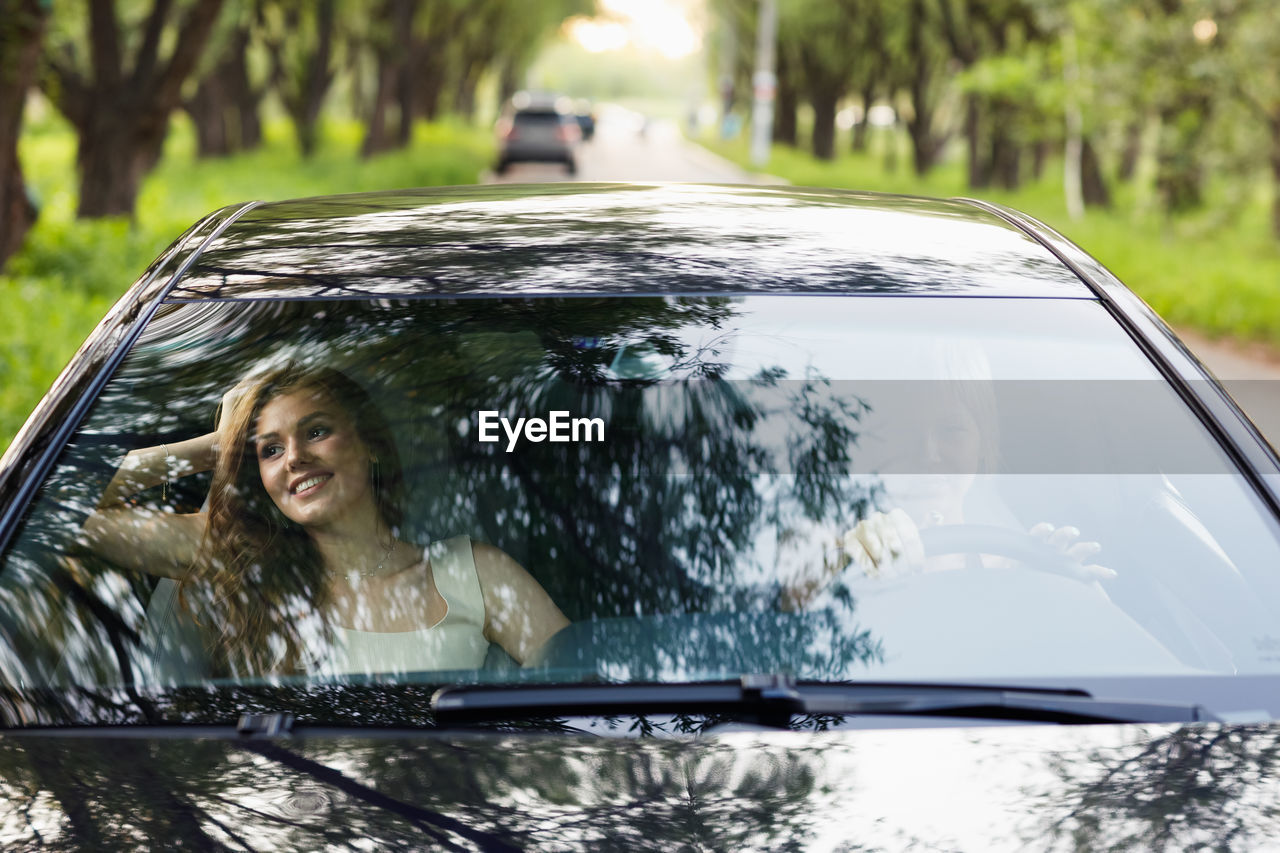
566 18 630 53
568 0 703 59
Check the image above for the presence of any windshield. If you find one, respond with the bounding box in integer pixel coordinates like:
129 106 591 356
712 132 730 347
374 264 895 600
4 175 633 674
5 295 1280 701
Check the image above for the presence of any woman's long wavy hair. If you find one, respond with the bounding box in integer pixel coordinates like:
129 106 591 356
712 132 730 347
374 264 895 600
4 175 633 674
187 362 404 675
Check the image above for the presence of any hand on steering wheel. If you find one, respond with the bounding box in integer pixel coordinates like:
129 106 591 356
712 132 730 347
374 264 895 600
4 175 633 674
1028 522 1116 581
837 513 1117 583
917 522 1116 583
784 512 1114 610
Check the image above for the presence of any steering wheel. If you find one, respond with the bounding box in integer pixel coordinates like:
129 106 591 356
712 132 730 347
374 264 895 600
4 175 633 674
918 523 1103 583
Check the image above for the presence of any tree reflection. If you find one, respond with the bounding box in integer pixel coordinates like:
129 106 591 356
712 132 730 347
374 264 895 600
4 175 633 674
0 294 881 691
1037 725 1280 850
172 185 1085 300
0 728 842 851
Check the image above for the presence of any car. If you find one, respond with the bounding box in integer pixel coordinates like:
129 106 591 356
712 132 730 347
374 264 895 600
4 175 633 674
2 183 1280 848
494 95 580 175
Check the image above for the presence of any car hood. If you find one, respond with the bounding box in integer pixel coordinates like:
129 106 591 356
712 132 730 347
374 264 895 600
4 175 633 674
2 720 1277 850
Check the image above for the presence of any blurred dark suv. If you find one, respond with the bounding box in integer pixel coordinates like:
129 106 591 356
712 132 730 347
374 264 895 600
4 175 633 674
495 103 581 175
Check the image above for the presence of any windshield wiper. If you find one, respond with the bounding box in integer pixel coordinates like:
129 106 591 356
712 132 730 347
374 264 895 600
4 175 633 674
431 675 1220 728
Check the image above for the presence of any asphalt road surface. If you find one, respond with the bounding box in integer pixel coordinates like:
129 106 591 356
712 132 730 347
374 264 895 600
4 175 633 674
484 105 1280 449
1176 329 1280 451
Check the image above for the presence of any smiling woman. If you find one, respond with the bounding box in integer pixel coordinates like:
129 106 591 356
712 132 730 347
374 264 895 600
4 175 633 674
80 359 568 676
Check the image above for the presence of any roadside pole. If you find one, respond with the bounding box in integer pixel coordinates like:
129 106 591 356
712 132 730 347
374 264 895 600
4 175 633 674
750 0 777 168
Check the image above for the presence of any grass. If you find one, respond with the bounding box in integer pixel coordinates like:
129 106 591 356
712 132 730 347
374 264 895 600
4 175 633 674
712 130 1280 349
0 114 495 452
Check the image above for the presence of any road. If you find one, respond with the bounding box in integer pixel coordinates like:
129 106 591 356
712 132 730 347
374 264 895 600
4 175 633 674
485 105 758 184
1175 329 1280 448
485 105 1280 448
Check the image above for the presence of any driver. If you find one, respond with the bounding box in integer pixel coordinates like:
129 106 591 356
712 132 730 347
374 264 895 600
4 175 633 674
783 342 1114 608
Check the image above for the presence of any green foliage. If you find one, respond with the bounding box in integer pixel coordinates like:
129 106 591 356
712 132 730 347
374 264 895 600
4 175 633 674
0 112 494 452
710 130 1280 346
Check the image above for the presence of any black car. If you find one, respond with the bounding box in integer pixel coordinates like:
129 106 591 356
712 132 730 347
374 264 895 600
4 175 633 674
2 183 1280 849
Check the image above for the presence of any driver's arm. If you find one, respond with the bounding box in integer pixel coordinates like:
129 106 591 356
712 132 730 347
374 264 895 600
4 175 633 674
781 509 924 609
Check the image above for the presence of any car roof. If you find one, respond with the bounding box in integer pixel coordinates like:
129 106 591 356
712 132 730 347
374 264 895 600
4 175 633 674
166 183 1093 302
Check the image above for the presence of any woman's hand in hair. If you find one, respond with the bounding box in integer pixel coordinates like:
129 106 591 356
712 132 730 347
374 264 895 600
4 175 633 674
216 376 257 438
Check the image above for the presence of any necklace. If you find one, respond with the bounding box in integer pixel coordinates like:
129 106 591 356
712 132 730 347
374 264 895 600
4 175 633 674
350 540 397 580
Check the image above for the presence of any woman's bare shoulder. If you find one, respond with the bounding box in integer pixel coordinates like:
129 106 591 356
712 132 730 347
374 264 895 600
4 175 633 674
469 540 523 577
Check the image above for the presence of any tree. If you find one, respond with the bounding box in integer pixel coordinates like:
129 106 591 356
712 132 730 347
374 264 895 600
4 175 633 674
939 0 1046 190
772 46 799 146
1092 0 1219 214
892 0 952 176
42 0 226 218
360 0 415 157
261 0 341 158
0 0 47 266
1210 1 1280 238
773 0 891 161
840 0 887 153
409 0 468 122
186 0 272 158
491 0 592 112
780 0 856 160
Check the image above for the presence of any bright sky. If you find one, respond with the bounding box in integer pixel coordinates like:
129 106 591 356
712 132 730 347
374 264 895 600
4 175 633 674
566 0 703 59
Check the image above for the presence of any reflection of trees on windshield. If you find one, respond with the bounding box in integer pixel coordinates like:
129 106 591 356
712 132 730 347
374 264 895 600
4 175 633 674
1036 725 1280 850
171 185 1086 300
0 725 842 850
0 295 884 691
408 297 874 619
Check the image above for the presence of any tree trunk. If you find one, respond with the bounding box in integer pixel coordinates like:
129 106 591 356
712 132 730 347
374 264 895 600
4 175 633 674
1271 119 1280 241
496 59 520 113
361 59 397 158
43 0 224 219
288 0 336 158
906 76 944 176
394 39 414 146
360 2 395 154
990 106 1021 190
851 81 875 152
964 94 988 188
223 26 263 151
1117 119 1142 182
76 110 168 218
810 88 839 161
1155 97 1210 214
1081 137 1111 209
454 63 482 123
360 0 413 154
992 139 1021 189
773 56 798 146
186 75 231 158
1032 139 1051 180
0 0 46 267
904 0 945 176
415 49 448 121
